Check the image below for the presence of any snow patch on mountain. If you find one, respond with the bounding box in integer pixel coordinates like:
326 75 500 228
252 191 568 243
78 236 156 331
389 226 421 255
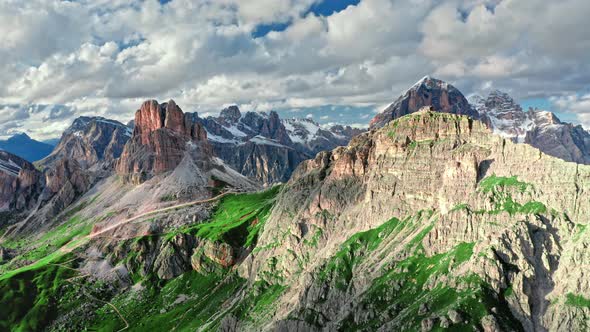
283 118 322 144
246 135 288 148
470 91 537 143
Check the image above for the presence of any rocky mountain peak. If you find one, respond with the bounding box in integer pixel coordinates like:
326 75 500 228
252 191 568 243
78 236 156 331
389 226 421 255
470 90 590 163
370 76 478 129
38 115 131 171
134 99 207 144
117 100 211 183
196 106 363 184
9 132 31 140
478 89 522 114
219 105 242 123
531 110 561 126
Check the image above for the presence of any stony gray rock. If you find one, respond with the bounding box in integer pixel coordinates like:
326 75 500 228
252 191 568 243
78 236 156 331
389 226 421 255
198 106 363 184
448 310 462 324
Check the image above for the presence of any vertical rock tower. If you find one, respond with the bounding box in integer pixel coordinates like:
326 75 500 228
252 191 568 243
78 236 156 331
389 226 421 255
116 100 210 183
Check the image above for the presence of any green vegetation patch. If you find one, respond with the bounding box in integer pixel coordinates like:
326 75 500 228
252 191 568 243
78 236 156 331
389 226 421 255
1 214 91 278
159 194 177 202
191 185 281 248
334 243 522 331
318 210 435 291
459 175 548 216
303 228 323 248
479 175 530 194
231 280 288 325
89 271 246 332
565 293 590 308
318 216 403 290
0 254 79 331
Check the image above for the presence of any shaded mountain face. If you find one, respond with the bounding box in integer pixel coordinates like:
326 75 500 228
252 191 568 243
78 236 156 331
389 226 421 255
0 133 54 162
373 76 590 165
2 109 589 331
370 76 479 129
38 116 132 171
198 106 363 184
0 151 42 213
471 90 590 164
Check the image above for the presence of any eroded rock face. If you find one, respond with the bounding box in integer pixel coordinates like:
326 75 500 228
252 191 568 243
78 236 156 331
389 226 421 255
235 109 590 331
116 100 210 183
0 151 42 212
525 119 590 164
41 158 93 218
153 233 197 280
38 116 132 171
370 76 478 129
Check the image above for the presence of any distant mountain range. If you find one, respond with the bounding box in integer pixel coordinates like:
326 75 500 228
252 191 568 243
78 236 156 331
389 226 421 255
197 106 363 184
0 133 54 162
372 76 590 164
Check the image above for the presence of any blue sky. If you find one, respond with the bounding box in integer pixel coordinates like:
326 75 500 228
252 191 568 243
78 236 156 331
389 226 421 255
253 0 361 37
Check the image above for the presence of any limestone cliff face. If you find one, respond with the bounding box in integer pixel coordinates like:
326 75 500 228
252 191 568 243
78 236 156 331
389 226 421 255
40 158 93 219
116 100 210 183
236 108 590 331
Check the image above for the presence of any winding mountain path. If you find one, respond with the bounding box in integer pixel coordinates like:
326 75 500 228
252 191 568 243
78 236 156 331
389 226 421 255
89 190 236 239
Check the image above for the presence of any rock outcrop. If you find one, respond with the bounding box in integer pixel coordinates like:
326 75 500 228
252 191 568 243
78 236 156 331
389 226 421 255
0 151 43 212
116 100 257 194
471 90 590 164
116 100 210 183
0 149 97 236
373 77 590 166
38 116 132 171
40 158 93 218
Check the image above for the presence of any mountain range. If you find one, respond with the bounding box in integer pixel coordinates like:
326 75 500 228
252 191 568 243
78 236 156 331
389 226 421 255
0 76 589 331
197 105 363 184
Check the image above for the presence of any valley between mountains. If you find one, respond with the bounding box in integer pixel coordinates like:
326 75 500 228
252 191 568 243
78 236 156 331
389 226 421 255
1 77 590 332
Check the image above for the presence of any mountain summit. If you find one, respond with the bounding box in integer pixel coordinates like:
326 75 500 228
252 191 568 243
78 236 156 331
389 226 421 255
373 76 590 165
370 76 478 129
38 116 131 171
471 90 590 164
197 106 363 184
